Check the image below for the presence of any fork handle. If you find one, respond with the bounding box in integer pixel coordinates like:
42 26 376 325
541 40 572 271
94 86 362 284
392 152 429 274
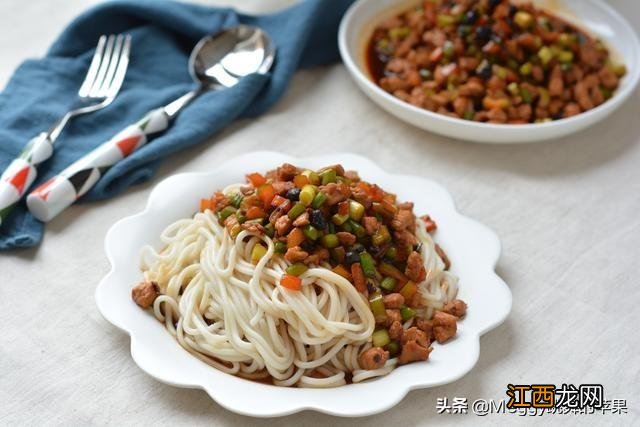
26 108 169 222
0 133 54 226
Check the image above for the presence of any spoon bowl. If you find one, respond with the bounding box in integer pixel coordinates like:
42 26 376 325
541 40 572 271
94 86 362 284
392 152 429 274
190 25 275 89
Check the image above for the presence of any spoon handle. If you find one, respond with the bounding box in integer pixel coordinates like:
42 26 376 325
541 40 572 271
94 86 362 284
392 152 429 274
0 133 54 226
26 108 169 222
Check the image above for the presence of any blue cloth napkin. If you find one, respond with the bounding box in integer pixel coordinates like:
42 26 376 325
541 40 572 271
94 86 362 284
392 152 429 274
0 0 353 250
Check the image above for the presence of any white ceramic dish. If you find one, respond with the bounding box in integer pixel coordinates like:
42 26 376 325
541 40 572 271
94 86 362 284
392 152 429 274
96 152 512 417
338 0 640 143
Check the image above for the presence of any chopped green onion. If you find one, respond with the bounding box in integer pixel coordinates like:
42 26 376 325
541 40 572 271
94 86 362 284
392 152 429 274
332 213 349 225
274 241 287 254
372 329 391 347
288 202 306 219
229 192 243 208
388 26 410 41
349 220 366 239
386 340 400 356
558 50 574 63
320 169 337 185
514 11 533 29
264 223 275 238
538 88 550 108
419 68 432 80
359 251 376 278
521 87 533 104
251 244 267 264
286 262 308 276
400 306 416 322
301 170 320 185
462 110 475 121
311 191 327 209
507 82 519 96
218 206 237 221
321 233 339 249
369 291 387 322
519 62 533 76
443 40 454 58
380 276 397 292
299 185 316 206
436 14 456 27
303 225 320 241
385 246 397 259
349 200 365 221
538 46 553 65
372 225 391 246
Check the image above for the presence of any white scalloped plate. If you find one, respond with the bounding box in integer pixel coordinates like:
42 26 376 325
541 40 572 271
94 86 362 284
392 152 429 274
95 152 512 417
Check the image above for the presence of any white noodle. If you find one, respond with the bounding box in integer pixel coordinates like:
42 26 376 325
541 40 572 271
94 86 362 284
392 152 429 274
141 205 457 387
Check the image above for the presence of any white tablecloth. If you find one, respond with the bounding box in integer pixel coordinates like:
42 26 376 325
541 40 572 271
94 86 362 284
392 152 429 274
1 1 638 425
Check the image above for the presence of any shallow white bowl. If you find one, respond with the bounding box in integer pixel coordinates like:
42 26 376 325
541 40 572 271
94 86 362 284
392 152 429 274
338 0 640 143
95 152 512 417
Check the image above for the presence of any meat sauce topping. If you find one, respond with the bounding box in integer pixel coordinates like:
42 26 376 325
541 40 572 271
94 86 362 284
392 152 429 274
197 163 467 365
367 0 626 123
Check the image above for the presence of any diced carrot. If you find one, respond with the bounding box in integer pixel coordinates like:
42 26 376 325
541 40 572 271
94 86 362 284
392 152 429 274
246 206 266 220
246 172 266 187
257 184 276 208
332 264 353 282
293 174 309 188
378 262 409 287
287 227 305 248
369 184 384 202
200 198 213 212
281 274 302 291
350 263 366 292
399 281 418 302
337 201 349 216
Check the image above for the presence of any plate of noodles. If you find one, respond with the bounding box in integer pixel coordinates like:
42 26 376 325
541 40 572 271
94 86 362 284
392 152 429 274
96 151 511 417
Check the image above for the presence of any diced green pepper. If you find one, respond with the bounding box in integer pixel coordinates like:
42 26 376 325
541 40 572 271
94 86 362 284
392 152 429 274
264 223 275 238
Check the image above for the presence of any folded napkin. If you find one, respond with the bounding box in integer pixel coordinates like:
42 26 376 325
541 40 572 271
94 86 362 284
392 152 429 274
0 0 353 250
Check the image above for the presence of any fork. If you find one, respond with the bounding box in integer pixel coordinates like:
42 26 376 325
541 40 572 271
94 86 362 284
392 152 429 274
0 34 131 226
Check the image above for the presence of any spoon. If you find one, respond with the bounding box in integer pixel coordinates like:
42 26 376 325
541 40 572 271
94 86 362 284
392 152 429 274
27 25 276 222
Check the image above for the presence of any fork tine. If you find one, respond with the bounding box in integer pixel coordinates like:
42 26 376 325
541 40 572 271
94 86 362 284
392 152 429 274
106 35 132 98
78 35 107 97
97 34 124 97
88 35 115 97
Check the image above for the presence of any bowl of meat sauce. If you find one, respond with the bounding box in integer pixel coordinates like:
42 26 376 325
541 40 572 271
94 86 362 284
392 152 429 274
338 0 640 143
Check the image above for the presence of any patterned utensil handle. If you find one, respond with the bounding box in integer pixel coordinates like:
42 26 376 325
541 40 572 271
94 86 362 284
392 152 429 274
26 108 169 222
0 133 54 226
